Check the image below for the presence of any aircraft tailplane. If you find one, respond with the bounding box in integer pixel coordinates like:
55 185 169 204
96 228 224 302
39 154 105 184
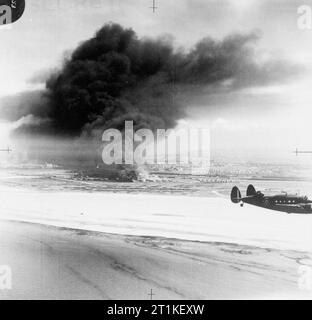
247 184 256 196
231 186 241 203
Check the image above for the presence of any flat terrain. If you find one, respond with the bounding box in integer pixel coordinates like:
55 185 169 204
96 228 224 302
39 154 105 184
0 220 311 299
1 168 312 299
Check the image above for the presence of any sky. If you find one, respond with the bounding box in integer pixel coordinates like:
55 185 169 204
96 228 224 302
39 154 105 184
1 0 312 162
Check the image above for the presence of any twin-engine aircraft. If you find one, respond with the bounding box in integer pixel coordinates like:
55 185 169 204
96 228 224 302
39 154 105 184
231 184 312 214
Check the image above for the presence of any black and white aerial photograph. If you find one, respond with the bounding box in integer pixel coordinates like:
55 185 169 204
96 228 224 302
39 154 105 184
1 0 312 305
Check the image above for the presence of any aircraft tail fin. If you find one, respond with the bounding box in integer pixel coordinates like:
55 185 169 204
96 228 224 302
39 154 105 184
231 186 241 203
247 184 256 196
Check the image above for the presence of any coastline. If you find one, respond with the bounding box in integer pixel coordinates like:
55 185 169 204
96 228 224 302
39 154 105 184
0 219 311 300
1 190 312 251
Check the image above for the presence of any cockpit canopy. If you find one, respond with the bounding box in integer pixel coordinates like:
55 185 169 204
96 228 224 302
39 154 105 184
256 191 264 197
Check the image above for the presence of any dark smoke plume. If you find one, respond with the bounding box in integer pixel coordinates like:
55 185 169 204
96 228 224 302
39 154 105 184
2 23 300 140
25 23 297 137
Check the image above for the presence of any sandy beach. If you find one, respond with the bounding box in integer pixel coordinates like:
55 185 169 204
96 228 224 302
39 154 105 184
1 189 312 251
0 184 312 299
1 0 312 302
0 219 311 300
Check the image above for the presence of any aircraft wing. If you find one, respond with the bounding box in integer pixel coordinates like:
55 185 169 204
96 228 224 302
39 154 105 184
297 203 312 208
275 203 305 208
241 195 256 201
274 203 312 212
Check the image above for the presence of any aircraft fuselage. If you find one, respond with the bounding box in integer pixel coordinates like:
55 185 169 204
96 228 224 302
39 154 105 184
231 185 312 214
